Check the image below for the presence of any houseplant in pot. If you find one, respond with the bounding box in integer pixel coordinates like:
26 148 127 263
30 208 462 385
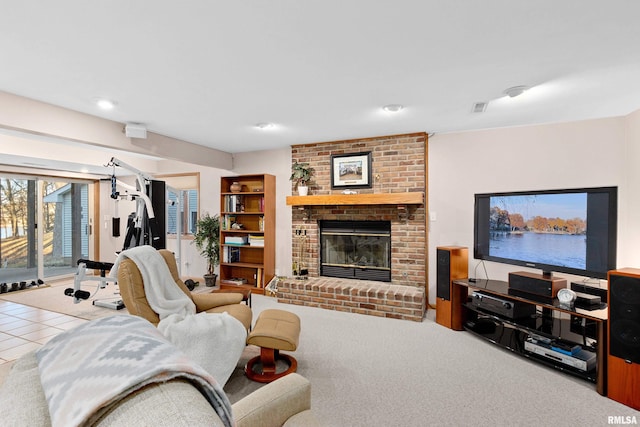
193 212 221 287
290 161 314 196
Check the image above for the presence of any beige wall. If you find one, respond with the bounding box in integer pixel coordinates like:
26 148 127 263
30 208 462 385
622 109 640 265
0 91 232 169
231 148 293 277
2 91 640 299
428 115 638 305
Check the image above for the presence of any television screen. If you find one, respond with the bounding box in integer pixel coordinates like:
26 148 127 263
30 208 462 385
474 187 617 279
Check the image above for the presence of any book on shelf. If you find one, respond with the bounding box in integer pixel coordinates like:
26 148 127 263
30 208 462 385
249 234 265 246
256 267 263 288
223 215 237 230
223 246 241 263
225 195 243 212
221 277 248 285
224 235 248 245
258 216 264 231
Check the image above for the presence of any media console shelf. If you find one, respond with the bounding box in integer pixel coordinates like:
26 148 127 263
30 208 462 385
452 279 608 395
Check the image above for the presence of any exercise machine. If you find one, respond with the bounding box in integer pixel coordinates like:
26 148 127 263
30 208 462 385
108 157 165 250
66 259 123 309
65 157 166 308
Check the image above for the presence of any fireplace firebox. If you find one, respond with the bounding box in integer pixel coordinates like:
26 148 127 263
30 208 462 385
319 220 391 282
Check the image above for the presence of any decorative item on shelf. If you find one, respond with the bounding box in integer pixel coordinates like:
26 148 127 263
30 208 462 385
290 161 314 196
230 181 242 193
192 212 220 287
265 275 279 296
557 288 577 308
231 222 244 229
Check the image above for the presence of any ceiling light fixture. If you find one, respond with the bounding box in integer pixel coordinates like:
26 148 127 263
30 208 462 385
96 99 116 110
382 104 404 113
503 86 529 98
255 122 274 130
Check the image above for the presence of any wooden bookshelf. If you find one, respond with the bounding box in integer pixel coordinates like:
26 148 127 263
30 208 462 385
219 174 275 295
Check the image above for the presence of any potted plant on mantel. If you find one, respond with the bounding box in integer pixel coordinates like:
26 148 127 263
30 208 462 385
290 161 314 196
193 212 221 287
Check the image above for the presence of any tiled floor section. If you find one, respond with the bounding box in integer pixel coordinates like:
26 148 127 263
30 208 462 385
0 300 88 364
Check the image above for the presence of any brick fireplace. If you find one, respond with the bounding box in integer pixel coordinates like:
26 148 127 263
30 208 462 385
279 133 428 321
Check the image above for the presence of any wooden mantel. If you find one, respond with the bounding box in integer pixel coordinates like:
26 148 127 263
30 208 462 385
286 192 424 206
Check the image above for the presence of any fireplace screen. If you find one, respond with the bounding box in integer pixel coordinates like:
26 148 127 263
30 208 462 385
319 220 391 282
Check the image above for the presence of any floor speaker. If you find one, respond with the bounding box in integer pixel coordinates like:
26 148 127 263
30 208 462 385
435 246 468 330
608 268 640 410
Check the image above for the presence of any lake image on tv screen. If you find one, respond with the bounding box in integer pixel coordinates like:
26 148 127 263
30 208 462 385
488 193 587 269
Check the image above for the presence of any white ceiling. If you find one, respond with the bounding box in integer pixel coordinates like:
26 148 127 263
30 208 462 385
1 1 640 157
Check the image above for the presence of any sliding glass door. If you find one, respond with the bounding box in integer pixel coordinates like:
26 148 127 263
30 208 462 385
0 174 91 284
0 177 35 283
42 180 90 279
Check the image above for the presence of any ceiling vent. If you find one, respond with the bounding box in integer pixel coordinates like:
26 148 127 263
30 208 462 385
471 102 488 113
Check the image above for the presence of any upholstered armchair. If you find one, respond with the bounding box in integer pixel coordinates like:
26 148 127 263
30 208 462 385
117 249 252 330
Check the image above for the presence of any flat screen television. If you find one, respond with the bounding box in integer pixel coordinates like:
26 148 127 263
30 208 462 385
474 186 617 279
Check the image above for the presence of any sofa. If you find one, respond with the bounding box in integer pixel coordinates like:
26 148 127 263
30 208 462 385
0 349 319 426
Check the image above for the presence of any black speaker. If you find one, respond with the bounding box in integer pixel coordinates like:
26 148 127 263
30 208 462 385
436 248 451 300
508 271 566 298
609 272 640 364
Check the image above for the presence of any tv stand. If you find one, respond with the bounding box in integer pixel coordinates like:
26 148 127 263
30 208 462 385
452 278 608 395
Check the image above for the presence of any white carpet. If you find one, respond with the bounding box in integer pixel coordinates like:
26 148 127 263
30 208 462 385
246 295 638 427
3 285 638 426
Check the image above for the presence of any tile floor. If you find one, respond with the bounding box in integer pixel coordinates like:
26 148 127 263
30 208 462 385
0 300 88 364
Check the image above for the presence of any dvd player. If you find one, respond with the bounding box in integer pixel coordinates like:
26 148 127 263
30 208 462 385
524 338 596 371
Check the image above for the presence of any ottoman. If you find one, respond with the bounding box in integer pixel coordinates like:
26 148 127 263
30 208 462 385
245 309 301 383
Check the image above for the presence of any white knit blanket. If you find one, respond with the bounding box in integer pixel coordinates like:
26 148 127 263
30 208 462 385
111 245 196 319
112 246 246 386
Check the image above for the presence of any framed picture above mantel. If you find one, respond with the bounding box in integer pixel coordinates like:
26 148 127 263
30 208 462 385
330 151 372 189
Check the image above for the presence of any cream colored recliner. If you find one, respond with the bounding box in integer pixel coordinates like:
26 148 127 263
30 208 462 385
117 249 252 330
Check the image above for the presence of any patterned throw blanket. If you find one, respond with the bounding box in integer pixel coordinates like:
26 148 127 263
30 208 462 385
35 315 234 427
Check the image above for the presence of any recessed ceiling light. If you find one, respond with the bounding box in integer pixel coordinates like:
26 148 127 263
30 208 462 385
382 104 404 112
503 86 529 98
96 99 117 110
255 122 274 130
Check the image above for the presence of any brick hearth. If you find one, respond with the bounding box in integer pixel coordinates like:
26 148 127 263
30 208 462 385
278 277 425 322
281 133 428 321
